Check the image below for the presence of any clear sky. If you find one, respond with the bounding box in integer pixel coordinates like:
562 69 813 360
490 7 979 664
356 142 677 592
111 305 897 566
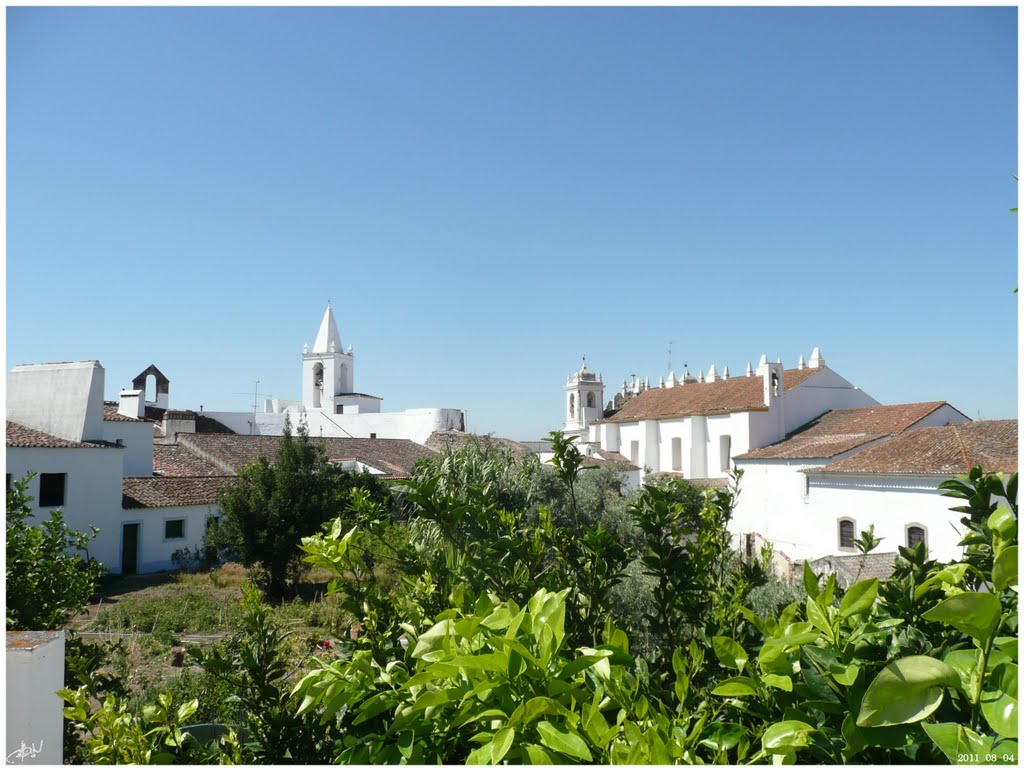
6 6 1017 441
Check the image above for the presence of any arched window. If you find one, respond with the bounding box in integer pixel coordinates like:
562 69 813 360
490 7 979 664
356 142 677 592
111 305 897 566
907 525 926 549
569 393 575 418
838 518 855 550
586 392 595 408
770 371 780 397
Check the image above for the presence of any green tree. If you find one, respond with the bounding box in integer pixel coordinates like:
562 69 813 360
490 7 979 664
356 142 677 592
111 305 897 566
6 473 104 630
207 417 392 599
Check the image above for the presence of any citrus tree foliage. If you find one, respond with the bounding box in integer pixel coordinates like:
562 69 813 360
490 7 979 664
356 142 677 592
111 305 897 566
6 473 104 631
65 443 1018 765
207 416 392 598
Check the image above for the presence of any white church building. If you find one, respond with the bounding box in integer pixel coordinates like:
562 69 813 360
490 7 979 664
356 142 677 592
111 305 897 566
202 304 465 443
562 349 1016 566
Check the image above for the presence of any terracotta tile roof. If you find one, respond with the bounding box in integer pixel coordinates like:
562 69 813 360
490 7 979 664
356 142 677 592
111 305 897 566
122 476 234 509
5 421 120 449
102 402 148 422
816 419 1018 476
153 445 227 477
581 449 638 469
735 402 952 461
142 406 235 434
425 430 533 459
807 552 898 588
594 367 821 423
176 433 438 479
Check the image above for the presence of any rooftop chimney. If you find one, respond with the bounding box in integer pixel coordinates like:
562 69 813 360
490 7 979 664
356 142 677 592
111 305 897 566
119 389 145 419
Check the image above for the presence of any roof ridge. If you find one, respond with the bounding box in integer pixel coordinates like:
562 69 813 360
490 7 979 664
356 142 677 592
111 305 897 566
951 423 972 472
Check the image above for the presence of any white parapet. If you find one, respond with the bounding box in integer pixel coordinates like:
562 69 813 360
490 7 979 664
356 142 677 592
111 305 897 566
6 631 65 765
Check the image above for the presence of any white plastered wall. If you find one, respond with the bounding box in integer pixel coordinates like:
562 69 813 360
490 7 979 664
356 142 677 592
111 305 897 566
803 473 967 563
783 367 880 434
203 407 465 444
101 420 155 476
6 446 125 570
131 504 221 573
6 632 65 764
8 361 106 442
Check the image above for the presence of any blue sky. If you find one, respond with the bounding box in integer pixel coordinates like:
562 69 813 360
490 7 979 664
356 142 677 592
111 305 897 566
6 6 1017 440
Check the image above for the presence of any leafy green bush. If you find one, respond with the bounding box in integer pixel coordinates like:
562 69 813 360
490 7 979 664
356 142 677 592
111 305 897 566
208 416 393 599
6 473 105 631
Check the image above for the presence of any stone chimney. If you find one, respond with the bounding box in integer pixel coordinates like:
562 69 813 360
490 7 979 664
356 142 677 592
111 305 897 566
161 410 197 444
809 347 825 368
707 364 718 383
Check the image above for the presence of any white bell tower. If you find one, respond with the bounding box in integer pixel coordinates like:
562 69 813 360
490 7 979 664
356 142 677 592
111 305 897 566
563 356 604 438
302 303 354 412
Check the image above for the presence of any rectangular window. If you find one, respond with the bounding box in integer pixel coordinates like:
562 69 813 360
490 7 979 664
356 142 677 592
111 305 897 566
164 519 185 540
671 438 682 471
719 435 732 472
5 474 11 490
630 440 639 465
335 405 344 414
38 473 67 507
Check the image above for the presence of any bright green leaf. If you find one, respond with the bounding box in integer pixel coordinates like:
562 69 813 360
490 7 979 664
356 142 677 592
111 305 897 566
993 547 1018 592
923 722 994 763
981 662 1018 738
536 720 592 761
839 578 878 619
491 727 515 764
922 592 1002 642
805 597 832 638
762 720 816 753
803 561 820 599
762 674 793 692
712 636 748 672
712 676 758 697
858 656 960 727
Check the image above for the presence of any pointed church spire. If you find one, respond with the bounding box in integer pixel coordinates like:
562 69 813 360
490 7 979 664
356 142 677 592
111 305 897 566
313 303 343 354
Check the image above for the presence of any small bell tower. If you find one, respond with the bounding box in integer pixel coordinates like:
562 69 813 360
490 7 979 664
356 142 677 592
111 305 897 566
563 356 605 437
302 303 354 412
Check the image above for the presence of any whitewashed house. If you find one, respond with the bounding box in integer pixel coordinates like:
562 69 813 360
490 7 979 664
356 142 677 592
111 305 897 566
732 401 972 562
6 361 221 574
202 304 466 443
801 419 1017 563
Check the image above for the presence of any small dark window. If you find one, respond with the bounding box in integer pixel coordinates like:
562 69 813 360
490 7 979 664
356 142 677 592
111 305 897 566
165 519 185 540
5 474 11 490
39 473 66 507
586 392 595 408
907 526 926 549
838 519 855 549
369 432 377 440
335 405 344 414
